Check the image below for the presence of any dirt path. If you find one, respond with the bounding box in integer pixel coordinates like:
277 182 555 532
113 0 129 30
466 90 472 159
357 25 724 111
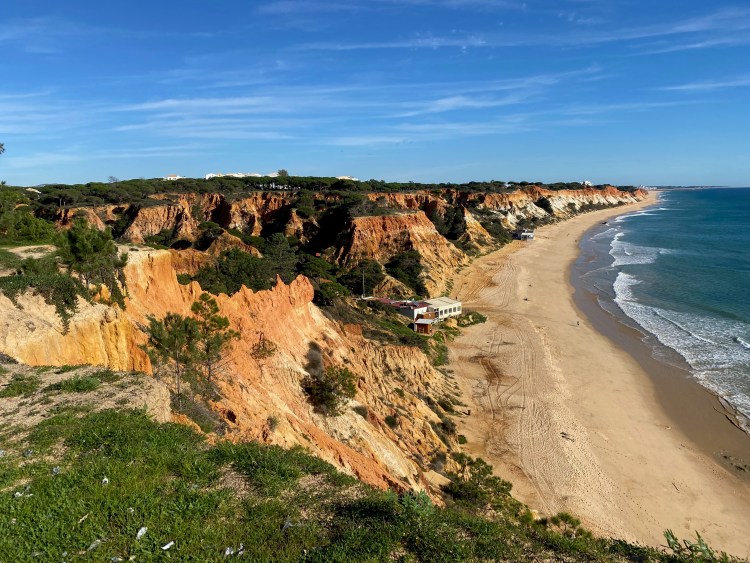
446 198 750 556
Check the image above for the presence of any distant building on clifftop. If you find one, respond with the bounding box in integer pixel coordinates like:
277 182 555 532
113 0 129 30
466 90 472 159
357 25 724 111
205 172 262 180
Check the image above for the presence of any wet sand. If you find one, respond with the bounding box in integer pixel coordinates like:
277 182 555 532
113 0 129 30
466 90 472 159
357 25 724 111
447 194 750 557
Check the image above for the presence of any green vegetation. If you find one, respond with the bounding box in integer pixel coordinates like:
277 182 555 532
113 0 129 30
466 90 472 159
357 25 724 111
458 311 487 327
663 530 733 562
145 312 199 399
0 354 732 563
386 250 427 296
145 294 236 412
0 190 55 244
314 281 350 305
45 375 101 393
193 248 274 294
0 258 87 332
16 175 637 211
0 373 41 397
56 218 128 308
302 365 357 416
0 407 712 561
191 293 240 381
429 206 467 242
339 259 385 297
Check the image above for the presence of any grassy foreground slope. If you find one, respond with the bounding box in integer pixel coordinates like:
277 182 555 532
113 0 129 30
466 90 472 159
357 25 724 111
0 364 724 562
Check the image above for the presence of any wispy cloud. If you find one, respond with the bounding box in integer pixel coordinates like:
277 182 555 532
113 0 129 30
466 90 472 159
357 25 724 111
662 76 750 92
300 6 750 53
257 0 522 16
1 145 208 170
394 92 533 117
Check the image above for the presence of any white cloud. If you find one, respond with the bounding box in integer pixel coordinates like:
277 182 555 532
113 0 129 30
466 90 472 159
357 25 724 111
662 77 750 92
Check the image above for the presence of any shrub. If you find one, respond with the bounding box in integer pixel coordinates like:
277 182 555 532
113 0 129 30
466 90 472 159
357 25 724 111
302 366 357 416
314 281 350 305
385 250 427 295
250 336 278 359
47 375 101 393
384 415 398 429
267 415 280 431
353 405 369 418
193 248 273 295
0 374 41 397
442 453 514 510
458 311 487 327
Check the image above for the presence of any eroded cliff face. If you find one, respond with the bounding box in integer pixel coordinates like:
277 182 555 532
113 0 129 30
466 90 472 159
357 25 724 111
0 250 454 492
334 211 469 296
466 186 647 228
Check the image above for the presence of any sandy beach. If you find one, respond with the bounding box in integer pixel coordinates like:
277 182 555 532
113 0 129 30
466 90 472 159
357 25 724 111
447 193 750 557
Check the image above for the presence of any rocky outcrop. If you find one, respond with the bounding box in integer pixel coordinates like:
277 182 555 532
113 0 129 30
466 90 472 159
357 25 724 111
120 203 193 242
459 207 495 251
53 205 123 231
334 211 468 296
0 291 149 371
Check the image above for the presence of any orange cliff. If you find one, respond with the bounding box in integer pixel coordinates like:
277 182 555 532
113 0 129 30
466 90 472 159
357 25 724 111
0 249 456 492
464 186 647 227
334 211 468 296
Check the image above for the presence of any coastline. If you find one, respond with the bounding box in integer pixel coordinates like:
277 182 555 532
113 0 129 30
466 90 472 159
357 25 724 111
446 193 750 556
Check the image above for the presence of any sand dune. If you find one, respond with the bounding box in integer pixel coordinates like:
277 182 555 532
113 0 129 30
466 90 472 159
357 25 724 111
448 195 750 557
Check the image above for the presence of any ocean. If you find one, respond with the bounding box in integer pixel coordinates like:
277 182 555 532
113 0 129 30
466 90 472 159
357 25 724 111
575 187 750 434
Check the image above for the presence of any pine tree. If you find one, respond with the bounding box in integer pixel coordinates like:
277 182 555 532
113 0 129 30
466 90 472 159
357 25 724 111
56 218 128 306
145 313 199 404
191 293 239 381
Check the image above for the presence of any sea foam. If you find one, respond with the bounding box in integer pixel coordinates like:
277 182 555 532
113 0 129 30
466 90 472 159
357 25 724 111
609 233 670 266
613 272 750 424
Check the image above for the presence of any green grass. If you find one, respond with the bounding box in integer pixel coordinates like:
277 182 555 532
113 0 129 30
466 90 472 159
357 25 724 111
45 375 101 393
0 409 724 562
91 368 121 383
0 247 21 270
0 374 41 398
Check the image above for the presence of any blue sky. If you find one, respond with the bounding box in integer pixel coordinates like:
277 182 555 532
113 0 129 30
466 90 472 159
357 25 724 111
1 0 748 186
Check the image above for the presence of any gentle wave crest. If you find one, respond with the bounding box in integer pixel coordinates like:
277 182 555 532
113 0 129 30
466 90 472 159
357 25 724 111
613 272 750 426
609 234 671 266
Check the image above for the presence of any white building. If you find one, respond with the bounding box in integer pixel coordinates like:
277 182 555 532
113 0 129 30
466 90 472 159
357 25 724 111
582 180 593 187
424 297 463 321
336 176 359 182
164 174 185 181
205 172 262 180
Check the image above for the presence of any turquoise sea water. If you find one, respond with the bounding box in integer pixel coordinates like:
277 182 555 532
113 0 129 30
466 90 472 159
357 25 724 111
577 188 750 433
